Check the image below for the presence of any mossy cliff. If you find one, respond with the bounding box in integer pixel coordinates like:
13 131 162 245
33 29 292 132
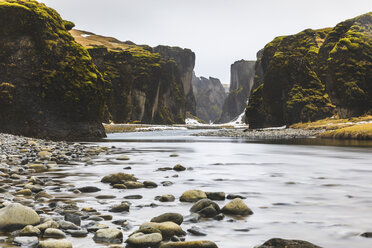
0 0 106 139
216 60 255 123
246 12 372 128
191 73 226 123
71 30 187 124
318 12 372 117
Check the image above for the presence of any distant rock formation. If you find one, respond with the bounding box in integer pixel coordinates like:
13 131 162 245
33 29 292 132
191 73 226 123
216 60 255 123
153 46 196 116
71 30 193 125
0 0 106 140
246 12 372 128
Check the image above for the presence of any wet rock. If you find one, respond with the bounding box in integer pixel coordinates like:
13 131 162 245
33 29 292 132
161 181 174 187
43 228 66 239
180 190 207 202
87 216 104 222
206 192 225 201
187 226 207 236
169 154 179 157
158 194 175 202
93 228 123 244
78 186 101 193
28 164 47 172
36 221 59 232
159 240 218 248
190 199 220 218
65 229 88 237
226 194 246 199
151 213 183 225
64 213 81 226
99 215 113 221
116 155 130 161
110 203 130 213
143 181 158 188
58 220 79 230
157 167 173 171
124 195 143 199
126 232 162 247
221 198 253 216
361 232 372 238
15 189 33 196
38 151 52 160
38 239 72 248
96 195 116 199
256 238 322 248
124 181 144 189
87 223 109 232
101 173 137 185
19 225 41 236
173 164 186 171
82 207 97 212
140 222 186 240
34 191 53 199
24 184 43 193
213 213 225 221
29 176 44 185
13 236 39 247
183 213 201 223
0 203 40 231
113 184 127 189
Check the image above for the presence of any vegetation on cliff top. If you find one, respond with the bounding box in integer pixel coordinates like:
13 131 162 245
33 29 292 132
0 0 106 139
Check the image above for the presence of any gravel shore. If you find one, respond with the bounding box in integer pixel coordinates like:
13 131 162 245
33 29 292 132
193 128 325 139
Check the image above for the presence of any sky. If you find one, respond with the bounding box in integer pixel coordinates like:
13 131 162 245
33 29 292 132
40 0 371 84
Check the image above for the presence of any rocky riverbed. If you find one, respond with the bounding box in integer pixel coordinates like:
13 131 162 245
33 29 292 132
0 132 327 247
193 128 325 139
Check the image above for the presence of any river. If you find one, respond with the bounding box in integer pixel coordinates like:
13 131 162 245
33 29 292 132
43 129 372 247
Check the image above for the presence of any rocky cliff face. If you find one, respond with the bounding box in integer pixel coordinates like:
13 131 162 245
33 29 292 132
0 0 106 140
216 60 255 123
153 46 196 115
246 12 372 128
191 73 226 123
71 30 187 124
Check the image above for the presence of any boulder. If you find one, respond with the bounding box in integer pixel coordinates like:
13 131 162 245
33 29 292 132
190 199 220 218
140 222 185 240
0 203 40 231
43 228 66 239
13 236 39 247
150 213 183 225
180 190 207 202
159 240 218 248
93 228 123 244
36 221 59 232
256 238 322 248
124 181 144 189
173 164 186 171
109 203 130 213
205 192 225 201
19 225 41 236
78 186 101 193
221 198 253 216
101 173 137 185
126 232 162 247
159 194 175 202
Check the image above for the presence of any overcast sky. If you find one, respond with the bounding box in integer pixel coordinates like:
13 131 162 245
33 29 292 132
41 0 371 84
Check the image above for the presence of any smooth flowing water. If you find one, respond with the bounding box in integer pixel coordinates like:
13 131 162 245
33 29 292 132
37 130 372 247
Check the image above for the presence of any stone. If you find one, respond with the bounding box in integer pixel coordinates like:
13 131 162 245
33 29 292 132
24 184 43 193
0 203 40 231
116 155 130 161
28 164 47 172
143 181 158 188
113 184 127 189
159 194 175 202
190 199 220 218
65 229 88 237
226 194 246 200
36 221 59 232
124 195 143 199
256 238 322 248
64 213 81 226
169 154 179 157
78 186 101 193
206 192 225 201
93 228 123 244
44 228 66 239
34 191 53 199
19 225 41 236
159 241 218 248
140 222 186 240
180 190 207 202
151 213 183 225
15 189 33 196
38 239 72 248
126 232 162 247
13 236 39 247
38 151 52 160
173 164 186 171
109 203 130 213
187 226 207 236
361 232 372 238
58 220 79 230
124 181 144 189
101 173 137 184
221 198 253 216
95 195 116 199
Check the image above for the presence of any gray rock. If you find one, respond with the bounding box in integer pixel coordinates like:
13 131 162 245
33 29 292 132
38 239 72 248
13 236 39 247
93 228 123 244
151 213 183 225
126 232 162 247
361 232 372 238
190 199 220 218
0 203 40 231
58 220 79 230
187 226 207 236
64 213 81 226
19 225 41 236
256 238 322 248
35 221 59 232
65 229 88 237
43 228 66 239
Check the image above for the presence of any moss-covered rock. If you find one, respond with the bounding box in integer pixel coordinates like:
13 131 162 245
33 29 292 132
318 12 372 117
246 28 335 128
71 30 188 124
0 0 106 139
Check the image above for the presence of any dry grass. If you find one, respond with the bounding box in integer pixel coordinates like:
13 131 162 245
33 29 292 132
319 123 372 140
104 124 148 133
290 115 372 130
